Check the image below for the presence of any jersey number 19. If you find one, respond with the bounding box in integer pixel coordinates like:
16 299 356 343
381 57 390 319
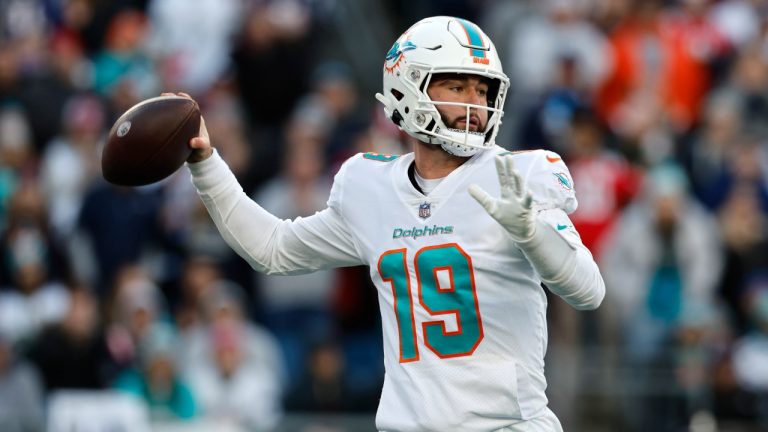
378 243 484 362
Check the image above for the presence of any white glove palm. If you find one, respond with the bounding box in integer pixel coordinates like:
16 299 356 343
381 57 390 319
468 155 536 243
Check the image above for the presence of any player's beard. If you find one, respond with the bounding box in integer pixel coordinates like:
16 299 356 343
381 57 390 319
445 113 486 133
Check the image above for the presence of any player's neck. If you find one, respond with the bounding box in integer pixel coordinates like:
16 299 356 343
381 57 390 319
413 141 467 179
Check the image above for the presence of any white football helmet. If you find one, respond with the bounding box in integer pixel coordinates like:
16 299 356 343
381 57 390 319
375 16 509 157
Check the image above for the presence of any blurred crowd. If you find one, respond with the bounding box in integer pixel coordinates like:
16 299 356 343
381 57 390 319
1 0 768 431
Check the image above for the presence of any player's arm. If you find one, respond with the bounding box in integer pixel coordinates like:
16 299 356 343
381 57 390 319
186 115 363 275
469 155 605 310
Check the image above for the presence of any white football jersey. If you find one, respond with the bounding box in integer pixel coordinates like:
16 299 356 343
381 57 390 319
326 146 581 431
189 145 594 432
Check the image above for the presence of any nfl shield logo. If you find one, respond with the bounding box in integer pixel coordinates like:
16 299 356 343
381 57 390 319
418 202 431 219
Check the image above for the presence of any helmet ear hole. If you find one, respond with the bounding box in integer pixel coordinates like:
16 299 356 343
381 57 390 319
391 110 404 126
391 89 404 101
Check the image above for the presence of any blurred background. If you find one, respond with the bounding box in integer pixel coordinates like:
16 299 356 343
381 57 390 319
0 0 767 431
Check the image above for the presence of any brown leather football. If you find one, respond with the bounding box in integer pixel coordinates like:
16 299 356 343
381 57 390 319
102 95 200 186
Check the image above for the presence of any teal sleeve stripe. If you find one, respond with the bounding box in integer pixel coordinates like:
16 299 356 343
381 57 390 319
364 152 399 162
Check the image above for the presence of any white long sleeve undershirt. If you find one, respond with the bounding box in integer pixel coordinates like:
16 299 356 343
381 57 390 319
187 150 362 275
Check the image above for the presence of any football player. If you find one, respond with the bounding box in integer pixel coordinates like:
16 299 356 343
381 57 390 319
185 16 604 432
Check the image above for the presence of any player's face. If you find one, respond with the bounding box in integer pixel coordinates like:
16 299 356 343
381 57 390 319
427 74 489 132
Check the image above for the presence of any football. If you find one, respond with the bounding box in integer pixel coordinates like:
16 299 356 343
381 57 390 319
102 95 201 186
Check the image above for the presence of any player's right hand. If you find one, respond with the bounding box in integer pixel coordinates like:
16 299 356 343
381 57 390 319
187 115 213 163
161 92 213 163
468 155 537 243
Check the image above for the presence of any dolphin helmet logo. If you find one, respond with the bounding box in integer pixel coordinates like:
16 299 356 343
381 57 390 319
384 40 417 74
553 172 573 191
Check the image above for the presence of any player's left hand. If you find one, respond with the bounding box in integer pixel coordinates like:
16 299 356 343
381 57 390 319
468 155 536 243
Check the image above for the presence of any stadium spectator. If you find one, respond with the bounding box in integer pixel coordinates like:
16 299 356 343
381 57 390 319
717 184 768 334
566 108 640 259
172 255 222 333
104 266 167 372
76 182 163 295
603 163 723 359
113 322 197 421
508 0 608 98
185 318 284 431
680 91 748 211
0 183 71 346
92 10 156 99
180 280 286 389
0 106 35 228
596 0 712 135
40 93 106 239
146 0 243 94
284 340 373 412
0 329 44 432
731 285 768 395
27 286 113 391
232 0 314 129
602 162 724 430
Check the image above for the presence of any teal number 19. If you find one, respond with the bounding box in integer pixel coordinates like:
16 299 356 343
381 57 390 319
378 243 484 362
